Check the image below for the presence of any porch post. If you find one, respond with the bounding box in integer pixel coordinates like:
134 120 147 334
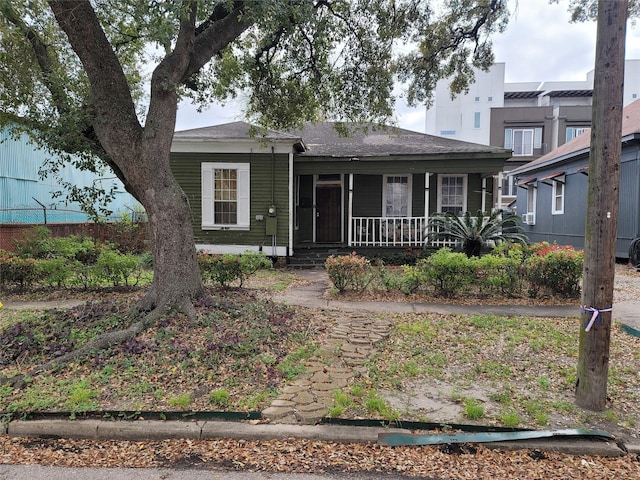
348 173 354 246
424 172 430 238
481 177 487 212
497 171 504 210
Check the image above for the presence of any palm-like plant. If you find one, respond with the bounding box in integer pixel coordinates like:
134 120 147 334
426 210 528 257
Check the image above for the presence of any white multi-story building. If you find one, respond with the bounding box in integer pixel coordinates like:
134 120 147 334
427 60 640 145
426 60 640 208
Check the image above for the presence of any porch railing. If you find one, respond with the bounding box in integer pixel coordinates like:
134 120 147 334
350 216 459 248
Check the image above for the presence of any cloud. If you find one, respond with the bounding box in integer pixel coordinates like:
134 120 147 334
493 0 599 82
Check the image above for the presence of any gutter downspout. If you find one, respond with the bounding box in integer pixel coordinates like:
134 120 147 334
348 174 354 247
289 150 294 257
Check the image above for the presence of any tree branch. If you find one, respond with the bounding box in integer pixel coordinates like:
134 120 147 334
1 1 69 116
187 1 252 80
48 0 142 148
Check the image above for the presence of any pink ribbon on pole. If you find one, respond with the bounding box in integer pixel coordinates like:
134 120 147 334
581 306 613 332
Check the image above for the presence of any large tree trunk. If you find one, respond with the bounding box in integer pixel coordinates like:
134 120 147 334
138 159 203 312
49 1 206 314
575 0 627 411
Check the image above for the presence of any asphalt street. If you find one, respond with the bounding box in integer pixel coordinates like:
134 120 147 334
0 465 423 480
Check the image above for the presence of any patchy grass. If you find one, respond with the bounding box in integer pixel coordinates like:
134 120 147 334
357 312 640 435
1 267 639 441
0 287 324 414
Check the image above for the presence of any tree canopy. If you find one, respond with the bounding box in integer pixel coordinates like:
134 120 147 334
0 0 511 354
1 1 510 137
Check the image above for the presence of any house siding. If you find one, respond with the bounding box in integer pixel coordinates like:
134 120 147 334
515 143 640 258
171 152 291 250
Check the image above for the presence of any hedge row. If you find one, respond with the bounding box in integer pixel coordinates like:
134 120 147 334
0 227 274 291
325 243 584 299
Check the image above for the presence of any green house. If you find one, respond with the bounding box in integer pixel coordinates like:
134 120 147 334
171 122 511 258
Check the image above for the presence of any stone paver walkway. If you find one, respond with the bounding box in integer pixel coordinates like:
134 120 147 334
263 312 394 424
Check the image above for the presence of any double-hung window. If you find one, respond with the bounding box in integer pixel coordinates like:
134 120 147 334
526 184 537 224
201 162 250 230
384 175 411 217
552 178 565 215
437 174 467 215
566 127 589 142
504 128 542 156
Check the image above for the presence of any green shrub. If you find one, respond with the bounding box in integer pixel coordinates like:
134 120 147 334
69 260 100 290
367 248 427 266
138 251 154 269
525 243 583 298
471 253 522 297
400 263 429 294
14 226 100 263
39 257 74 287
0 254 39 289
198 251 271 287
13 226 54 258
95 249 141 286
324 253 372 292
371 262 404 292
420 248 474 297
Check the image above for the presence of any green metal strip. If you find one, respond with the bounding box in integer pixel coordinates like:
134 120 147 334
378 429 614 446
320 417 526 433
621 323 640 338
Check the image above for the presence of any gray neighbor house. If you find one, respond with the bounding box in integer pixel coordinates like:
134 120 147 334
170 122 511 260
510 99 640 259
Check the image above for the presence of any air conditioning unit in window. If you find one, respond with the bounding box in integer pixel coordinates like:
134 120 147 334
521 213 536 225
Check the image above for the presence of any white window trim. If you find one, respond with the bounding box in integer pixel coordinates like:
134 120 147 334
521 184 537 225
566 127 589 142
382 174 412 217
436 174 467 214
201 162 250 231
552 177 565 215
501 173 517 198
505 128 541 156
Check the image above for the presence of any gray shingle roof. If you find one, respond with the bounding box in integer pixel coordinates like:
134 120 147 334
174 121 301 141
289 122 508 157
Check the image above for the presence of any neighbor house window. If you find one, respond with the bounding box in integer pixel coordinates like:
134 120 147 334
384 175 411 217
552 178 565 215
525 185 537 224
501 174 517 197
565 127 589 142
437 174 467 215
504 128 542 156
473 112 481 129
201 162 250 229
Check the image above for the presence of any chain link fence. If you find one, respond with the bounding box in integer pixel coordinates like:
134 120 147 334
0 207 136 224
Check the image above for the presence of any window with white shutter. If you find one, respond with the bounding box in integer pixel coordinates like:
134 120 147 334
201 163 250 230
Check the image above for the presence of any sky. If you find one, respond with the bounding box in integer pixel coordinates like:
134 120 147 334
174 0 640 134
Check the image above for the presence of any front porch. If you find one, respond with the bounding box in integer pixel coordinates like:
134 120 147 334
350 216 456 248
290 215 459 266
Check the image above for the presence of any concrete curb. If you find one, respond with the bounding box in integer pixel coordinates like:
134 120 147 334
5 419 636 457
7 419 406 444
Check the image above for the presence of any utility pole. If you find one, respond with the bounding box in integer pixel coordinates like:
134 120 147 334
575 0 628 411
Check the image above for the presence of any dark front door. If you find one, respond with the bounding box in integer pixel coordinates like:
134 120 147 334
316 185 341 243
